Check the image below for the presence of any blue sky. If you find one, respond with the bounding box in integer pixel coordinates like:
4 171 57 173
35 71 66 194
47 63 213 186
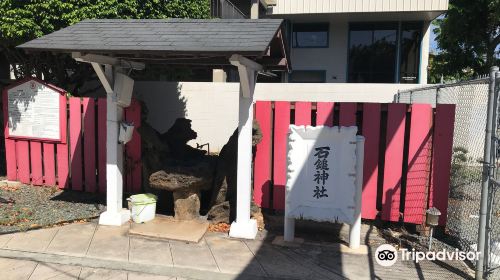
430 29 438 53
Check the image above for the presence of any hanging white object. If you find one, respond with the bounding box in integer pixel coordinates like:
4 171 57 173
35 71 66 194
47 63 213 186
284 125 364 249
118 122 134 144
114 72 134 107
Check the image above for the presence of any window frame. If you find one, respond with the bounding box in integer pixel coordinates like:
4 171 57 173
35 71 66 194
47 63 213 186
292 22 330 49
288 70 327 83
346 21 423 84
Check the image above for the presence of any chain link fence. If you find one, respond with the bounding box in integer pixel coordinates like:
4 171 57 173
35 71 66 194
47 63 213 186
396 74 500 279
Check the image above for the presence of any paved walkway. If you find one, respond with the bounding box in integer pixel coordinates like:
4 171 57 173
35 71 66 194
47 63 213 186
0 221 474 279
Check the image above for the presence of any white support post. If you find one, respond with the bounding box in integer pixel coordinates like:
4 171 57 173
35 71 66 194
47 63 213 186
84 62 131 226
74 54 141 226
229 54 262 239
349 135 365 249
284 217 295 242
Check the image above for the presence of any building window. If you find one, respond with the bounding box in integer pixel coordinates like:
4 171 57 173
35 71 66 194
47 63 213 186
292 23 329 48
399 22 423 83
348 22 422 84
289 70 326 83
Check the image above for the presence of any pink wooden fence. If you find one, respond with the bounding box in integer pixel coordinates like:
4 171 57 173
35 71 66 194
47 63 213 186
253 101 455 226
4 96 142 194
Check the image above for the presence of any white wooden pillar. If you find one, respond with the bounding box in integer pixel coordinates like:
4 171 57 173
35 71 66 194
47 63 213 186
349 135 365 249
229 54 262 239
71 54 143 226
96 65 130 226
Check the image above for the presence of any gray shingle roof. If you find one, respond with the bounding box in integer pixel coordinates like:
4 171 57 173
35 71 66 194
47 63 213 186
19 19 284 55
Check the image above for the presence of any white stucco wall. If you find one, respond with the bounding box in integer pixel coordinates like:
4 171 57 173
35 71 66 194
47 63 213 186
134 82 422 153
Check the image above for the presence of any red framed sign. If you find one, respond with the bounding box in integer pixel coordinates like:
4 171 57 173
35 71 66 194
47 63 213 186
3 78 67 143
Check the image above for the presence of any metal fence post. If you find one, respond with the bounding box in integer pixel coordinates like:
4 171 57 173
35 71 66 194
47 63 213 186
436 87 440 107
477 66 499 280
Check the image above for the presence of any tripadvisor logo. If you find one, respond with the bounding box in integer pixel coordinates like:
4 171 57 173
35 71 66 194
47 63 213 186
375 244 481 267
375 244 398 267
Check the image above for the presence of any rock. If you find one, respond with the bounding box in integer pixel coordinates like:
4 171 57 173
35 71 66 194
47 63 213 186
149 158 215 192
173 190 201 220
206 119 263 224
161 118 206 159
207 201 230 224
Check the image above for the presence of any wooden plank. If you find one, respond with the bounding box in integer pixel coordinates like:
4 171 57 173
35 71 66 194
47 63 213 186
430 104 456 225
3 89 17 181
42 143 56 186
29 142 43 185
97 98 107 193
124 100 142 193
381 103 407 222
404 104 433 224
16 141 30 184
294 102 311 126
273 101 290 210
339 102 357 126
253 101 272 208
57 142 69 189
361 103 381 220
316 102 334 126
69 98 83 191
83 98 96 192
5 139 17 181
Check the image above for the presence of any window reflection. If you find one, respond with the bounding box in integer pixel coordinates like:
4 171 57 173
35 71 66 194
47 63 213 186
348 22 398 83
399 22 422 83
348 22 422 84
292 23 329 48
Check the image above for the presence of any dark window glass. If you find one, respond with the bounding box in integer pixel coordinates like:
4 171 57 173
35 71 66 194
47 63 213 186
289 70 326 83
399 22 422 83
348 22 398 83
292 23 329 48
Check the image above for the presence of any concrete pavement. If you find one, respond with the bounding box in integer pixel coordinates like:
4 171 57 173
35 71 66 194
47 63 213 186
0 221 474 279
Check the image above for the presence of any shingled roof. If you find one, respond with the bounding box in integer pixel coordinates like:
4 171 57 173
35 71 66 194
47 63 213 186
19 19 290 70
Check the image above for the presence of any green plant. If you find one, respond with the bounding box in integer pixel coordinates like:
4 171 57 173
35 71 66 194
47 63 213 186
0 0 210 95
450 147 482 196
431 0 500 81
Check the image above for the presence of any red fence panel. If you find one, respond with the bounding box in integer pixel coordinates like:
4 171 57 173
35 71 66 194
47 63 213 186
317 102 334 126
43 143 56 186
4 139 16 181
57 142 69 189
295 102 311 126
430 104 456 225
361 103 381 220
253 101 272 208
273 101 290 210
83 98 96 192
16 141 30 184
69 98 83 191
124 100 142 193
29 142 43 185
97 98 107 193
339 102 357 126
404 104 433 224
381 104 407 222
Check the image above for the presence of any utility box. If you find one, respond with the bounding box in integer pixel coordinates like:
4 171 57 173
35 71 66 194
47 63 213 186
114 72 134 107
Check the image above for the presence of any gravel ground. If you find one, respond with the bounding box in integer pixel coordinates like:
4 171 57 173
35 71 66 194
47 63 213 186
0 183 105 234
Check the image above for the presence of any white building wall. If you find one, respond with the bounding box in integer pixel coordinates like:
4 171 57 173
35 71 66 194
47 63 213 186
419 22 431 84
134 82 423 153
272 0 449 14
